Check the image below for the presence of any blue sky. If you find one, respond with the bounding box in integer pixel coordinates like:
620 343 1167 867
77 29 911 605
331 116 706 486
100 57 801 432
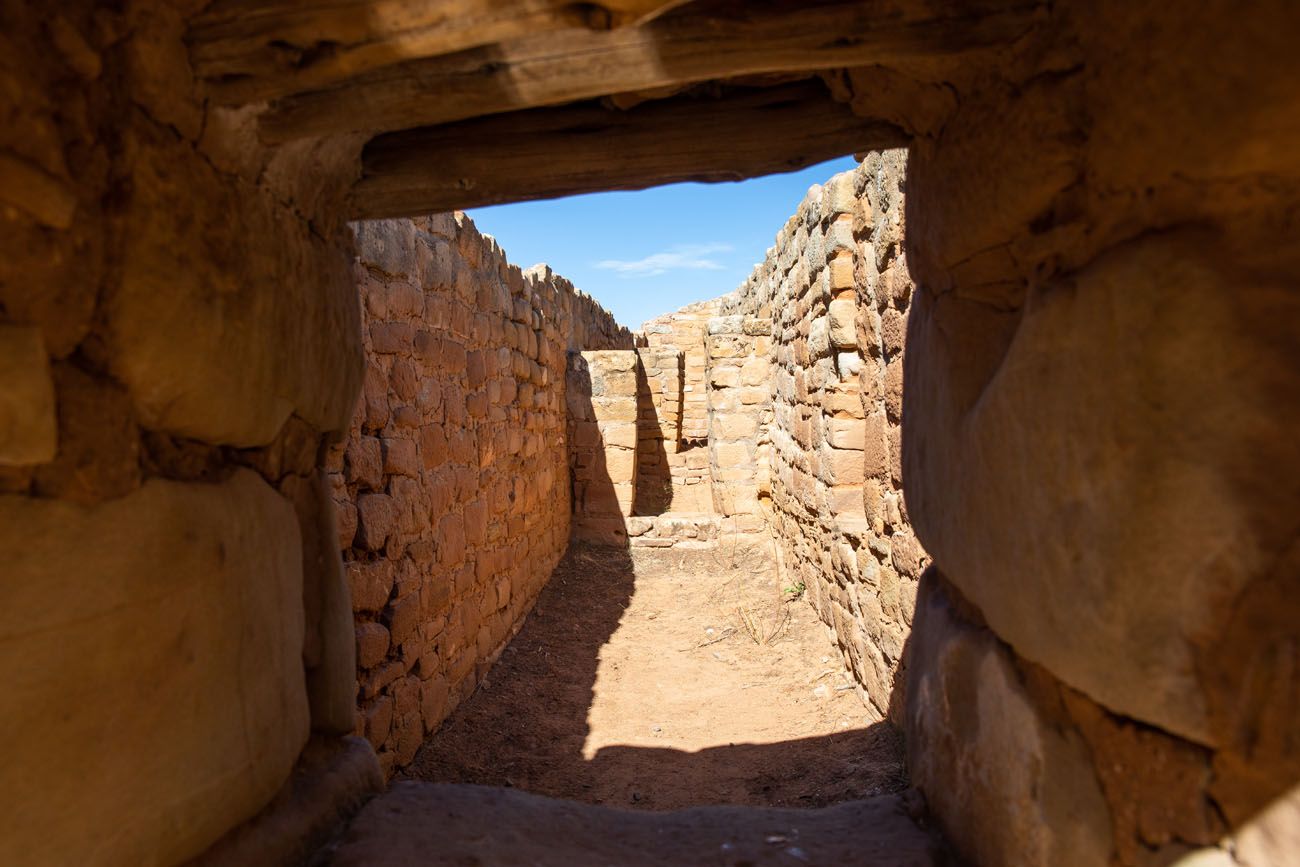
466 156 858 330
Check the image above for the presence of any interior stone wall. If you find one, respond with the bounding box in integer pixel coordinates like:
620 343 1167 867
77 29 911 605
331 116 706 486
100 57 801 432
882 3 1300 863
567 349 642 546
640 300 720 444
331 215 629 776
0 3 376 863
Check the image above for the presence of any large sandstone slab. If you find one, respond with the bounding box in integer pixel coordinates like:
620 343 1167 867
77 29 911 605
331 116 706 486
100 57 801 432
904 573 1112 867
0 470 310 865
904 233 1300 743
325 783 949 866
107 131 363 447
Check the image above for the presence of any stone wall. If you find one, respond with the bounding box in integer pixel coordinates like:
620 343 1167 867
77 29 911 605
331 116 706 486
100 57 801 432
0 3 376 863
640 299 720 443
330 215 629 776
883 4 1300 862
705 314 774 520
567 349 641 547
712 152 925 720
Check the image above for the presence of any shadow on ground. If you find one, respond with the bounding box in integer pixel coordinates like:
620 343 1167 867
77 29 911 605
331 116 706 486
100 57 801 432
397 542 908 811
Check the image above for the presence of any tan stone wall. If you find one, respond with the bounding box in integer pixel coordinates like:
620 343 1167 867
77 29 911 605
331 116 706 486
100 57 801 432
705 314 774 520
640 299 721 442
567 349 641 546
715 152 925 720
0 3 371 862
330 214 630 776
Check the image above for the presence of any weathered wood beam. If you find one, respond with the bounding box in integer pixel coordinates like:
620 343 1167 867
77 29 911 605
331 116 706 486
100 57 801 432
191 0 695 105
259 0 1041 143
349 80 908 219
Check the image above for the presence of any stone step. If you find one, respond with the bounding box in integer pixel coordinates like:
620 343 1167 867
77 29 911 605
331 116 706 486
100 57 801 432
321 783 950 866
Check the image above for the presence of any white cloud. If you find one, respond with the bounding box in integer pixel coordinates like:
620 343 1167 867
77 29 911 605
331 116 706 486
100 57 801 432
594 243 733 277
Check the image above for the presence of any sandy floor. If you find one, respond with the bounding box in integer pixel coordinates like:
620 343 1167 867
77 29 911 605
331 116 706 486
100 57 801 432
400 539 908 810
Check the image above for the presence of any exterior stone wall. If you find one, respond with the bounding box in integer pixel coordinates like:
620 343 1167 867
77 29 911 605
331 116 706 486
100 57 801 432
330 215 630 776
713 152 925 720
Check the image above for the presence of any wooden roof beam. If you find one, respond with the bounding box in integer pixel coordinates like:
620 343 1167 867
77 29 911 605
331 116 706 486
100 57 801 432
191 0 693 105
258 0 1042 143
349 80 908 219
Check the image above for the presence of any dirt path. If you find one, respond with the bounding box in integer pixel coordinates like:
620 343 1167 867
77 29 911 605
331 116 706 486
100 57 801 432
400 539 907 810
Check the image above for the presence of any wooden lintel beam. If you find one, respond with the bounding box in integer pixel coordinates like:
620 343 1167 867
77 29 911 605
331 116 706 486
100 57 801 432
259 0 1041 143
349 81 908 219
190 0 695 105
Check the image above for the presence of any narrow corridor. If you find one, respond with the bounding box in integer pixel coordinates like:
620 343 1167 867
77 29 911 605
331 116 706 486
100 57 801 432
321 541 949 865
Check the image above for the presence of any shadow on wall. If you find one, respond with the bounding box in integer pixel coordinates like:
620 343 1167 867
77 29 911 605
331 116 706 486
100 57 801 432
631 351 675 517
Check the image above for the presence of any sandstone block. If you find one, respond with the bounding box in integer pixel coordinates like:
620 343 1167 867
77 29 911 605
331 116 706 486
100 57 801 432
881 308 907 356
437 513 466 566
381 437 419 478
827 417 866 450
336 500 358 549
828 298 858 349
0 325 56 465
903 235 1300 743
600 422 637 450
384 592 421 646
349 560 395 613
356 493 397 551
712 413 758 440
0 470 308 866
863 412 890 480
624 516 654 537
356 622 392 669
602 448 636 484
829 485 865 517
829 252 855 292
824 392 866 419
823 444 865 485
905 574 1111 867
884 358 904 421
109 141 362 448
713 441 750 467
389 359 418 402
419 424 448 468
739 357 769 387
710 366 740 389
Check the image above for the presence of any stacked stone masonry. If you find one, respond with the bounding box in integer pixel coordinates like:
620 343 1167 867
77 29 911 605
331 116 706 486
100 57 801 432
567 349 641 547
639 300 720 443
329 214 630 777
716 152 925 722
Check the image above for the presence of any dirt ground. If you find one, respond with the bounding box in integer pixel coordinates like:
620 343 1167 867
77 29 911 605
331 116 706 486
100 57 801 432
400 538 908 810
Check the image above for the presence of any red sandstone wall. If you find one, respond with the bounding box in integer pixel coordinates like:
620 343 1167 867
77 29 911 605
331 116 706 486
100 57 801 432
329 214 629 776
